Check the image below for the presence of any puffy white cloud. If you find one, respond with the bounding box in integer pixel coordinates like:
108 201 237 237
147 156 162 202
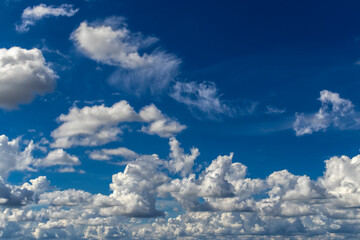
294 90 360 136
170 81 239 120
103 155 169 217
36 149 80 167
51 100 185 148
2 138 360 238
16 4 78 32
168 137 199 177
139 104 186 138
0 47 57 109
71 19 180 95
0 135 35 179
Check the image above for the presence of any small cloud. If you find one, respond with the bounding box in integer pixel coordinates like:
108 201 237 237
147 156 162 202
266 105 286 115
294 90 360 136
16 4 79 32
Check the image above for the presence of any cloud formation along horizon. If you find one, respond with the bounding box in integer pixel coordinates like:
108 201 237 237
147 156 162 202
0 137 360 238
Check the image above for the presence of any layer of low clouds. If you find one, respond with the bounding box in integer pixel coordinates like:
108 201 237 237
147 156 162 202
294 90 360 136
1 138 360 238
0 47 57 109
71 18 181 95
51 100 186 148
16 4 78 32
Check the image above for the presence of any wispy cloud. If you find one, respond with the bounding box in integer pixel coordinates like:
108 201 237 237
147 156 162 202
265 105 286 115
294 90 360 136
71 18 180 95
16 4 78 32
170 81 255 120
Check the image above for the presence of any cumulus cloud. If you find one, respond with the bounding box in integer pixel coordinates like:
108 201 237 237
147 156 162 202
294 90 360 136
0 135 35 179
1 138 360 238
71 18 180 95
36 149 80 167
51 100 186 148
139 104 186 138
16 4 78 32
168 137 199 177
170 81 240 120
0 47 57 109
0 176 49 207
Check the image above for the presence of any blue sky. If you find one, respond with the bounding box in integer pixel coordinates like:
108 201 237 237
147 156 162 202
1 0 360 239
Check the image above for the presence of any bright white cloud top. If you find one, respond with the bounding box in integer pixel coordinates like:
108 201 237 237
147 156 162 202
0 47 57 109
16 4 78 32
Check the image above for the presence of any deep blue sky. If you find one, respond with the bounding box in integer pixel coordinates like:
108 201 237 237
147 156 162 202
1 0 360 193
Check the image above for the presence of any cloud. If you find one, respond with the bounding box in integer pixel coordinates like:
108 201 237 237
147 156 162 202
139 104 186 138
71 18 181 95
36 149 81 167
51 100 186 148
168 137 199 177
294 90 360 136
170 81 240 120
0 47 57 109
16 4 78 32
266 105 286 115
0 135 35 179
0 176 49 207
2 138 360 238
88 147 139 161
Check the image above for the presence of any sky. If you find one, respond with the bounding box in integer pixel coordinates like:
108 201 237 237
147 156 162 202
1 0 360 239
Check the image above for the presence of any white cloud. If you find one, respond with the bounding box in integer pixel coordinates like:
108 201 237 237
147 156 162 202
265 105 286 115
170 81 239 120
51 100 186 148
88 147 139 161
139 104 186 138
16 4 79 32
71 18 180 95
37 149 80 167
3 138 360 238
294 90 360 136
168 137 199 177
0 135 35 179
0 47 57 109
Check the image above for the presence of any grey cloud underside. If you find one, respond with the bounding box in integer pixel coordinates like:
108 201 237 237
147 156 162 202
1 138 360 239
